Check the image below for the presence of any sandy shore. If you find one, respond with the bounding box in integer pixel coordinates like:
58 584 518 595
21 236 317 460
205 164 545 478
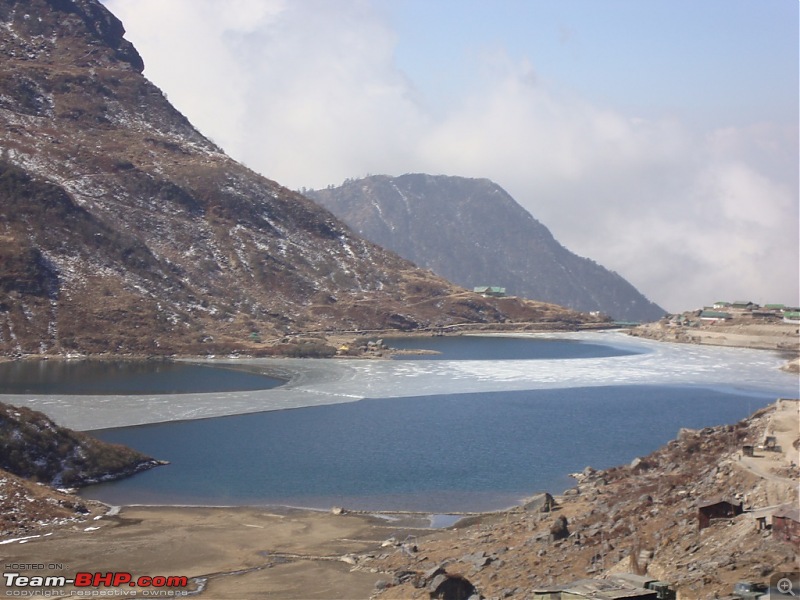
0 504 448 599
629 320 799 352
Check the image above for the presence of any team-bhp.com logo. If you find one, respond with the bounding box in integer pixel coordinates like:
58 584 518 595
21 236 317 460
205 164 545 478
4 571 189 596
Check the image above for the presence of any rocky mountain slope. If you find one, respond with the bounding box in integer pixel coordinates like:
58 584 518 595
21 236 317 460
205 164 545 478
0 0 595 358
0 466 108 540
0 398 160 539
0 401 160 488
306 174 666 323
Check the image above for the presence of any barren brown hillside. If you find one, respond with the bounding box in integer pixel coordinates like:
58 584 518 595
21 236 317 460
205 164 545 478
0 0 600 358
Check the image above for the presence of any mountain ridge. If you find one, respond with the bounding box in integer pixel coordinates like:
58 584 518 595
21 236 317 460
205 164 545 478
0 0 601 357
306 174 666 322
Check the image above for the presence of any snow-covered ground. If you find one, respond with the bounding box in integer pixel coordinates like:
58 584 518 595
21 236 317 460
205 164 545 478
2 332 796 431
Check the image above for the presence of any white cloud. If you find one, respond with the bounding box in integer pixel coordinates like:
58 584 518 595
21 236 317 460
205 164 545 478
415 58 798 309
105 0 285 152
106 0 429 183
104 0 799 311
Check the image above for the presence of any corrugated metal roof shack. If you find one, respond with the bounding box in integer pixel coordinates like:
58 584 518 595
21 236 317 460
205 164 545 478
773 507 800 548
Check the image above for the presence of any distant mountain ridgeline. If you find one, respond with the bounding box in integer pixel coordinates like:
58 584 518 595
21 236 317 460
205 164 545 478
306 174 665 323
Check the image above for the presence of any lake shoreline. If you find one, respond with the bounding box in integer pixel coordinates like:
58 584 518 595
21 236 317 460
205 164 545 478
4 399 796 600
0 318 792 363
628 319 799 352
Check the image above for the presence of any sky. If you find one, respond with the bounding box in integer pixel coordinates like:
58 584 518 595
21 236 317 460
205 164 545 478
102 0 799 312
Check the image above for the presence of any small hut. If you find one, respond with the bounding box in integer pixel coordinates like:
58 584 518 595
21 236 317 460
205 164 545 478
773 506 800 548
698 498 743 530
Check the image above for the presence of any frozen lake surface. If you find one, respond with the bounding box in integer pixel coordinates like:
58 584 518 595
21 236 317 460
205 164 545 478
4 331 796 512
1 332 796 431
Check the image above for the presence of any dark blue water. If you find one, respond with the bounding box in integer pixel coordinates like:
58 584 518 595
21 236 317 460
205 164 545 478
81 385 771 511
0 361 283 395
385 335 638 360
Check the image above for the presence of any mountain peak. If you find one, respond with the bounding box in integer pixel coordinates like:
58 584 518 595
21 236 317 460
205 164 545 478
1 0 144 72
307 174 665 322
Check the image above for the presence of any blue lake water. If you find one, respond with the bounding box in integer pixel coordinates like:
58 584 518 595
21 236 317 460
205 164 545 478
17 335 781 512
0 361 284 395
384 335 637 360
82 384 773 512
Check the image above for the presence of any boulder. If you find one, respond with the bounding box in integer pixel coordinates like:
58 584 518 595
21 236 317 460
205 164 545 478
428 572 478 600
523 492 557 513
549 515 570 541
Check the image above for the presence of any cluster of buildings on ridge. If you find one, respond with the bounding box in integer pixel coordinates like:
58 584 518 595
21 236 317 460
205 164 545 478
666 301 800 325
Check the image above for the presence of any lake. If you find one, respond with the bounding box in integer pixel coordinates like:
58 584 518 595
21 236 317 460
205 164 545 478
0 360 284 395
383 334 638 360
66 334 795 512
81 384 773 512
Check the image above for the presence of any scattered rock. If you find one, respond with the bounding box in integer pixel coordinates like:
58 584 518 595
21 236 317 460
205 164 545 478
462 551 492 570
549 516 569 541
424 565 447 580
523 492 556 513
428 571 478 600
374 579 390 590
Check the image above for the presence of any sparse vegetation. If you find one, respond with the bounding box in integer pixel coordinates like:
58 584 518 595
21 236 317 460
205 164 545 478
0 402 159 487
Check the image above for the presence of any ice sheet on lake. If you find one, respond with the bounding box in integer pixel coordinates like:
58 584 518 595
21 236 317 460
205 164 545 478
2 332 796 431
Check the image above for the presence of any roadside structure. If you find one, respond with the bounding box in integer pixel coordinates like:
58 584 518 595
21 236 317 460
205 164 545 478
783 311 800 324
772 506 800 548
699 310 732 322
698 498 743 530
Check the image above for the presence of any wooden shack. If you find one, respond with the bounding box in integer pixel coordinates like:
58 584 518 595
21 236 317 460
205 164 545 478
698 498 743 530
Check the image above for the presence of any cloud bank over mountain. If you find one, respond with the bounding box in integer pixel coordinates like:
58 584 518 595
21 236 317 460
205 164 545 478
104 0 799 312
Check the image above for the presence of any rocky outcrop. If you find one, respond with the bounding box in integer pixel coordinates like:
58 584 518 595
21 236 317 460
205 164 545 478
0 0 143 71
523 492 556 513
0 467 108 539
0 401 161 487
